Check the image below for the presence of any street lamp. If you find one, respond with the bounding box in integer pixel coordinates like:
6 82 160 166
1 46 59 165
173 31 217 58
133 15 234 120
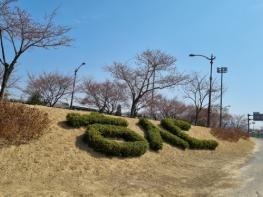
189 53 216 127
70 62 86 109
217 67 228 128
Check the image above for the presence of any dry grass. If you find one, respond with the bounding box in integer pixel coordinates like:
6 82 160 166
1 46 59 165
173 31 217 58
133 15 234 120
0 105 255 196
211 128 250 142
0 102 49 146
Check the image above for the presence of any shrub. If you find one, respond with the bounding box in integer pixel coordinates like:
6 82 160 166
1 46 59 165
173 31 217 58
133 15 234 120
66 112 128 128
211 128 249 142
0 102 49 145
161 118 218 150
84 124 148 157
138 118 189 150
138 118 163 151
160 130 189 149
173 120 191 131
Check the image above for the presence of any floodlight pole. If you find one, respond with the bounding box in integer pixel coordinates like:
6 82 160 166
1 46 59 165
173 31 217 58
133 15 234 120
217 67 228 128
189 53 216 127
70 62 86 109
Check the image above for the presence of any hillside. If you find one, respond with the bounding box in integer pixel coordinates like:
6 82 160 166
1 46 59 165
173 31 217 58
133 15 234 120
0 105 255 196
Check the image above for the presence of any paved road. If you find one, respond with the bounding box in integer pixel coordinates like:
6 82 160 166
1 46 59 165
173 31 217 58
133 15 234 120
227 138 263 197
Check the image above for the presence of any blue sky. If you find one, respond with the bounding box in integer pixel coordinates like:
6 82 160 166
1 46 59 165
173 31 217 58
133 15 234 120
11 0 263 118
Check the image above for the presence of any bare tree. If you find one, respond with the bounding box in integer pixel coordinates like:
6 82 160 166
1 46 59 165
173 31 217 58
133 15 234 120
144 94 187 120
183 73 220 125
25 72 72 107
107 49 187 117
228 115 247 129
0 0 72 100
81 80 127 114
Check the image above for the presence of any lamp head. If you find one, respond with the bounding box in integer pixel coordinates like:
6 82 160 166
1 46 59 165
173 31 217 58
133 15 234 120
189 54 195 57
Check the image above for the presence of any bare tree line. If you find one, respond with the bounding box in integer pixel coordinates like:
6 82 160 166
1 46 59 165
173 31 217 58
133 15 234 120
0 0 247 129
0 0 71 100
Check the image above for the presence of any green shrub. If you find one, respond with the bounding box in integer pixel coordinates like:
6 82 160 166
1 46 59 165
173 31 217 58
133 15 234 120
138 118 189 150
173 119 191 131
161 118 218 150
138 118 163 151
66 112 128 128
160 130 189 149
84 124 148 157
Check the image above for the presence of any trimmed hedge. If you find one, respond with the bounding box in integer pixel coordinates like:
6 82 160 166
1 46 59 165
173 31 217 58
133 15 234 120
173 120 191 131
138 118 189 150
84 124 148 157
66 112 128 128
138 118 163 151
160 130 189 150
161 118 218 150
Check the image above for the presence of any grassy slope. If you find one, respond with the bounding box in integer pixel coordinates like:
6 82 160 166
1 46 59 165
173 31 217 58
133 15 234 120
0 105 255 197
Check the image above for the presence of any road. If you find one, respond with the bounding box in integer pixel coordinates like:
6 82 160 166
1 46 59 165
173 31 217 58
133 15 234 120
226 138 263 197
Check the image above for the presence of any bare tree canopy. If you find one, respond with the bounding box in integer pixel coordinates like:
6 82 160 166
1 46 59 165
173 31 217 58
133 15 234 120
0 0 72 100
81 79 127 114
183 73 220 125
144 94 187 120
25 72 72 107
228 114 247 129
107 49 187 117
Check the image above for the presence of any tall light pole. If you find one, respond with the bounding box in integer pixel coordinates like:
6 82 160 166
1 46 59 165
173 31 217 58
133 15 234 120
189 53 216 127
217 67 228 128
70 62 86 109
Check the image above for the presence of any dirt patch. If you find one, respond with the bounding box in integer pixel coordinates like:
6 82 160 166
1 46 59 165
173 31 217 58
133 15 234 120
0 105 255 196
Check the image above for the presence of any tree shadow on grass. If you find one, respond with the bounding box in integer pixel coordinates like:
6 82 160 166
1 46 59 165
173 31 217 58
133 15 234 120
57 121 74 130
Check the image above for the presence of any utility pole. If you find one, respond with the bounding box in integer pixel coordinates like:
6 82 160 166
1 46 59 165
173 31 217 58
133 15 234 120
217 67 228 128
189 53 216 127
70 62 86 109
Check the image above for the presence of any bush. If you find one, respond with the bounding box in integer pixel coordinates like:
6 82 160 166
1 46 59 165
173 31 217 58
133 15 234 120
0 102 49 145
66 112 128 128
160 130 189 149
84 124 148 157
138 118 163 151
161 118 218 150
173 120 191 131
138 118 189 150
211 128 249 142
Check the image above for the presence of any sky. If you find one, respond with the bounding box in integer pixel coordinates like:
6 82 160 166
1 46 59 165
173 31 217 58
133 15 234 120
8 0 263 123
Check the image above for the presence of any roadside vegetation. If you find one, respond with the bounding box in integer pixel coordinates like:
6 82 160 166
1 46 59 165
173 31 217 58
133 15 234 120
161 118 218 150
211 128 249 142
0 102 49 146
66 112 218 157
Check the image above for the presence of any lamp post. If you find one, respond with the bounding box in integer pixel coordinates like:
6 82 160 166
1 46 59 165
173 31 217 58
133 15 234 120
70 62 86 109
217 67 228 128
189 53 216 127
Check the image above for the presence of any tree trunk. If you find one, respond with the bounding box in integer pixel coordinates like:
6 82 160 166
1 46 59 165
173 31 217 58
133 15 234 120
0 67 11 100
194 109 200 126
130 101 137 118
